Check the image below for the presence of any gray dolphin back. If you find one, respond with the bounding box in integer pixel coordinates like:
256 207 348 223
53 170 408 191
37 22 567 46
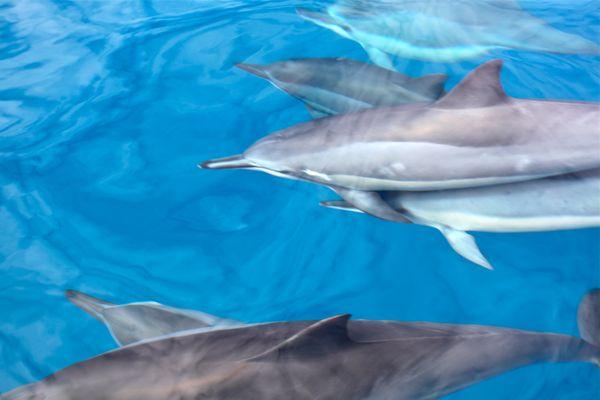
578 289 600 348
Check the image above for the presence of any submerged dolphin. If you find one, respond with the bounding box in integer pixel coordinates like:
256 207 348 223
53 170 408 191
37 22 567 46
322 169 600 269
66 290 240 346
201 60 600 223
236 58 447 117
297 0 600 66
3 290 599 399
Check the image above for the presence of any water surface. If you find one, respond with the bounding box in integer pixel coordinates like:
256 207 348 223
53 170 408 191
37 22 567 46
1 0 599 398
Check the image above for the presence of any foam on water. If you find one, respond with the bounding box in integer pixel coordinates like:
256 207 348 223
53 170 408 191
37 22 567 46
0 0 599 398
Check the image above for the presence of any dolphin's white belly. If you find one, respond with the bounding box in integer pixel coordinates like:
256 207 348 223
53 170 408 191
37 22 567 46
408 211 600 233
392 170 600 233
293 140 599 191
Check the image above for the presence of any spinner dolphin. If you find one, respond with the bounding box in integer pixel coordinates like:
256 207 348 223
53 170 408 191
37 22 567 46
298 0 600 65
237 58 447 117
323 169 600 269
3 290 599 399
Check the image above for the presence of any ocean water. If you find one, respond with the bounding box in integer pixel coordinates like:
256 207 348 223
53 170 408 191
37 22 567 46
0 0 599 398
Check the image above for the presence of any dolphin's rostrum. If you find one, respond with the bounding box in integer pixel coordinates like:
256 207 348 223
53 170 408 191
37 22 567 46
66 290 241 346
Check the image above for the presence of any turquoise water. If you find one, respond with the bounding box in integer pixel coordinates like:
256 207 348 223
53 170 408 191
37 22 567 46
1 0 599 398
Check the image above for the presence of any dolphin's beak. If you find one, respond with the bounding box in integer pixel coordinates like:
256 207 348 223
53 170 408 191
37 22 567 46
66 290 110 320
199 155 254 170
235 63 268 79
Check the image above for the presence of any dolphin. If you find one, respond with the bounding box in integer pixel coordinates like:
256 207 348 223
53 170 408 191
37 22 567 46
297 0 600 66
66 290 241 346
236 58 447 117
3 290 599 400
322 168 600 269
201 60 600 223
579 289 600 345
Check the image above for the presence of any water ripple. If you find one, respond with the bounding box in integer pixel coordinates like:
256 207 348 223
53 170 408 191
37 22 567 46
0 0 599 398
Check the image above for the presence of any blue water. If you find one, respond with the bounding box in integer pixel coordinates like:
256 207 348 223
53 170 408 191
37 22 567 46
1 0 599 398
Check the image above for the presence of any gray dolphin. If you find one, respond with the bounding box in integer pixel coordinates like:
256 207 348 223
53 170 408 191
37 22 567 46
201 60 600 223
3 290 599 399
66 290 240 346
322 168 600 269
297 0 600 66
236 58 447 117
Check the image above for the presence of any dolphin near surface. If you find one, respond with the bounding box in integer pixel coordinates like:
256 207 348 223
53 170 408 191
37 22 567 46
3 290 599 400
322 169 600 269
297 0 600 66
66 290 241 346
236 58 448 117
201 60 600 224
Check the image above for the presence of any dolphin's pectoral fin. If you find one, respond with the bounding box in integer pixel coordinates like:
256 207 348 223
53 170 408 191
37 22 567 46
305 104 330 119
435 59 508 109
296 8 354 40
248 314 352 361
319 200 363 213
332 188 410 223
435 225 493 270
363 46 394 70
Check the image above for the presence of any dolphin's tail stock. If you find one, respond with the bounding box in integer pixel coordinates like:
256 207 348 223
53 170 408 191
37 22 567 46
578 289 600 366
198 155 254 170
66 289 113 320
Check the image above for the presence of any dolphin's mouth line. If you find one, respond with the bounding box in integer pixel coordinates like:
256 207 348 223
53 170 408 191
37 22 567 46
241 162 328 184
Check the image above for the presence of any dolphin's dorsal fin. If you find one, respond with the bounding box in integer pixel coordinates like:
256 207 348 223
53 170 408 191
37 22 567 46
249 314 352 361
435 60 508 109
